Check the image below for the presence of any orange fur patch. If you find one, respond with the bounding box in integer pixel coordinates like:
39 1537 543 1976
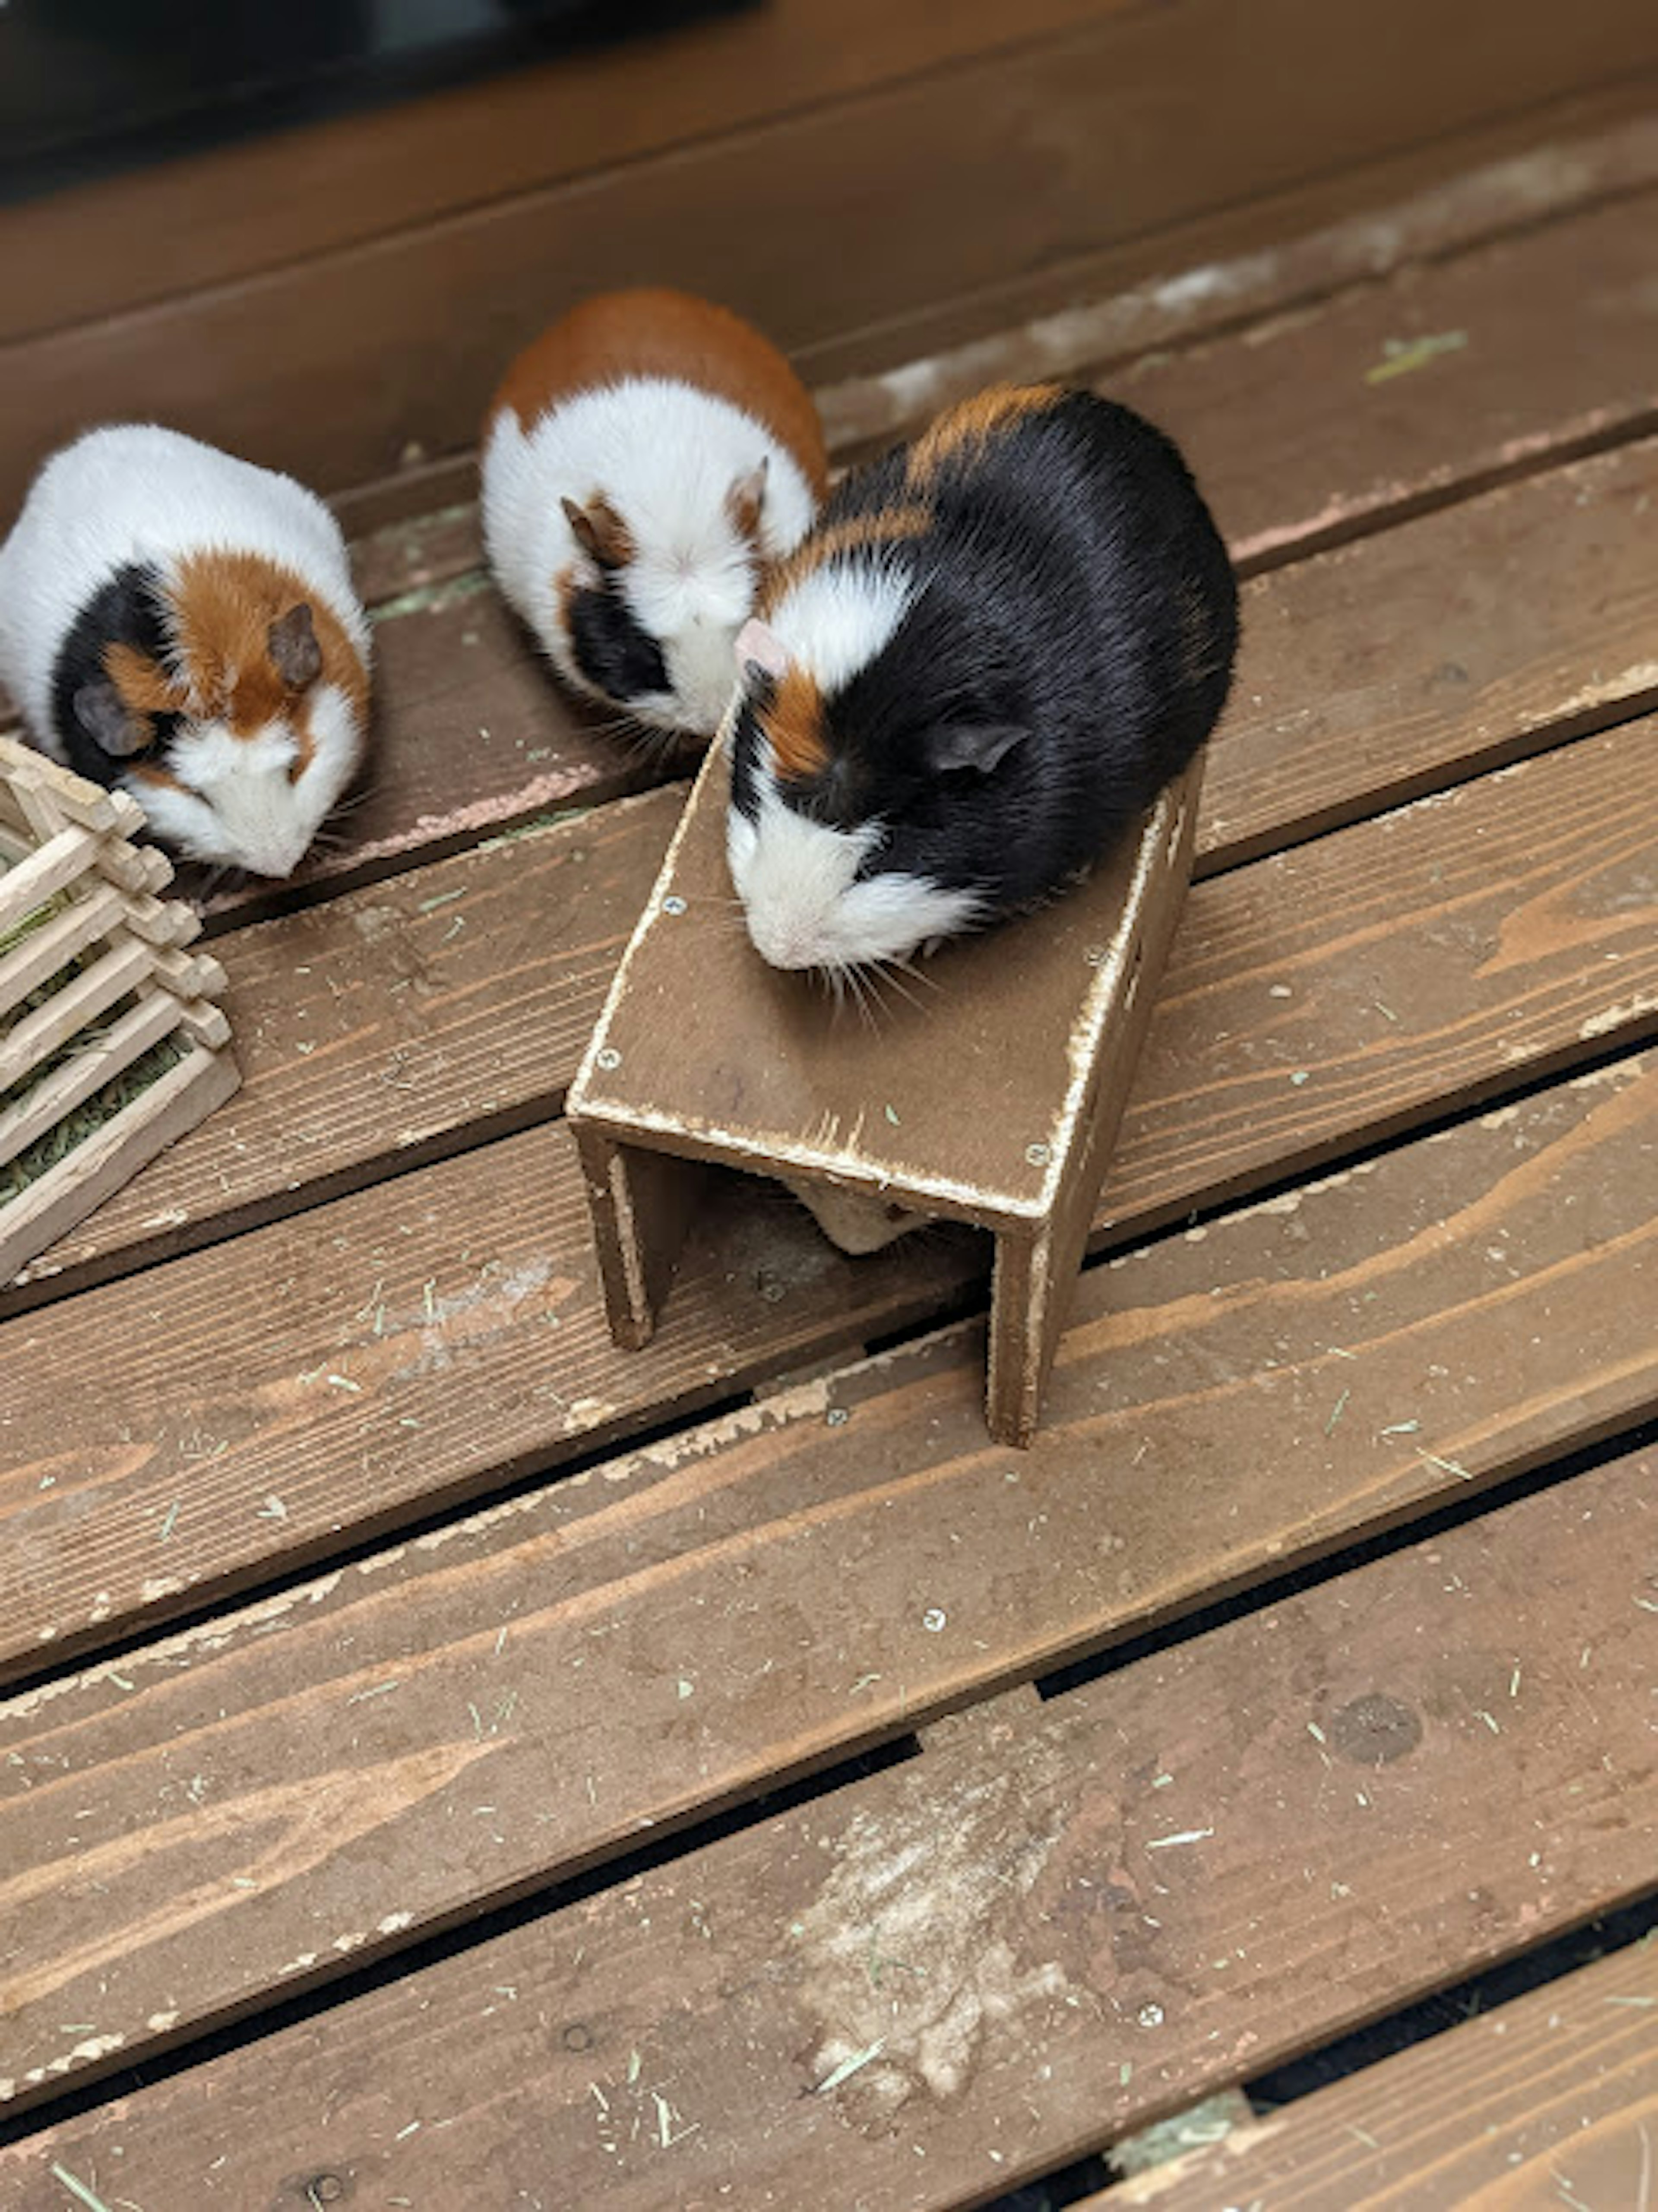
103 640 184 720
128 762 187 795
758 503 931 617
762 664 829 781
564 493 634 569
487 287 830 498
170 550 368 775
906 382 1067 486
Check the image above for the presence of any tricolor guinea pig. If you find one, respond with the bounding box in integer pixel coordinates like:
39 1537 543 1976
0 424 371 879
480 287 828 737
725 383 1238 975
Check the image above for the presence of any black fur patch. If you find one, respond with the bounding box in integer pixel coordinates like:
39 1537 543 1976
775 389 1239 921
566 580 669 706
50 562 180 788
729 696 766 822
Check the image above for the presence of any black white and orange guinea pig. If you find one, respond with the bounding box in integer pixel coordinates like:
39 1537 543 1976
725 382 1238 975
0 423 371 880
480 286 829 737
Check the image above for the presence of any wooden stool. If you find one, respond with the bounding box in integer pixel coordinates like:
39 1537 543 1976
567 743 1202 1445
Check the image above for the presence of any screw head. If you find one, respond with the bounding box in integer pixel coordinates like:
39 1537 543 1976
595 1046 621 1072
922 1607 947 1633
661 895 687 917
1025 1141 1051 1168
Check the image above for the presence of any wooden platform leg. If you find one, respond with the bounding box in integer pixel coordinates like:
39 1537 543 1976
985 774 1202 1446
572 1128 708 1351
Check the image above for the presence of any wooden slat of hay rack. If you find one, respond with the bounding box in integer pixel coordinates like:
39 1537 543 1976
0 738 238 1283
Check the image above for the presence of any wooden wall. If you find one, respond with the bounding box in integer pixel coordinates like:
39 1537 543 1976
4 0 1658 511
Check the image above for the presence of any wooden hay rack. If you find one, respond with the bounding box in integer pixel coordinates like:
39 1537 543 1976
0 735 239 1283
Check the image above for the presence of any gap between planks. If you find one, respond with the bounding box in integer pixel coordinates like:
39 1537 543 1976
1091 1935 1658 2209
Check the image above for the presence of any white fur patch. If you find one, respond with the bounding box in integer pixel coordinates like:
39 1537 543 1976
137 681 360 877
480 380 819 735
0 423 367 747
763 558 916 699
728 763 977 971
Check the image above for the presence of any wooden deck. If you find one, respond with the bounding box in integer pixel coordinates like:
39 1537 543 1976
3 101 1658 2212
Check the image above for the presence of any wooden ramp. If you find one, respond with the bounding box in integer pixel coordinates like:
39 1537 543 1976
3 111 1658 2212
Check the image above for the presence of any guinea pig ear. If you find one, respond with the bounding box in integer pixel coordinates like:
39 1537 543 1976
268 602 323 690
73 677 151 758
927 721 1029 775
561 493 632 570
734 617 790 682
726 456 769 542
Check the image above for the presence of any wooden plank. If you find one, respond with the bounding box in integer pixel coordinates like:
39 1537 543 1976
9 709 1653 1344
1102 720 1658 1240
6 1443 1653 2199
1123 187 1658 576
199 273 1658 924
0 0 1114 350
815 110 1658 456
6 2 1658 508
1093 1942 1658 2209
349 499 482 612
1 1055 1654 2104
1209 435 1658 872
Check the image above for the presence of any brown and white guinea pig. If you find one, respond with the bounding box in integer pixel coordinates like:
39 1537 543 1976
480 287 829 738
0 424 371 880
725 383 1238 975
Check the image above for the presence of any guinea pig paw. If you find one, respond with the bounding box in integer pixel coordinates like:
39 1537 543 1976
917 934 952 960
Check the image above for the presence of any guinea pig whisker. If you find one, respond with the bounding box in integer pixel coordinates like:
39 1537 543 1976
884 954 942 995
876 974 922 1016
841 962 883 1035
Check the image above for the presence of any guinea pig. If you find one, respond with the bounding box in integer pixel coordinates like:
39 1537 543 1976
724 382 1237 975
480 286 828 738
0 423 371 880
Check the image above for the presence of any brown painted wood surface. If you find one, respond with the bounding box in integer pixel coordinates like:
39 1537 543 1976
571 760 1198 1229
8 1446 1653 2202
0 0 1115 349
3 1056 1655 2105
0 726 1648 1665
6 2 1658 509
813 111 1658 456
1096 1940 1658 2209
1209 436 1658 872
